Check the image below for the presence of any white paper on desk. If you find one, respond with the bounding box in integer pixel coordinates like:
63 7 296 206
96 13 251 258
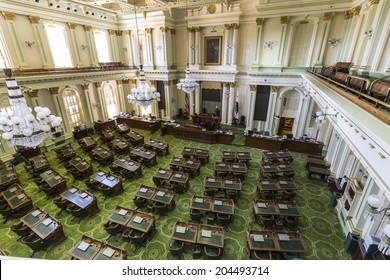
77 241 90 251
257 202 267 208
196 150 202 153
224 153 230 155
278 234 290 241
214 200 223 206
264 166 271 169
159 170 167 174
135 149 140 151
146 152 151 155
280 181 287 184
219 164 226 167
133 216 143 223
118 209 128 216
103 152 108 155
279 165 286 168
97 148 102 151
119 159 125 162
262 181 270 185
81 162 87 166
174 174 182 178
42 218 53 226
159 143 163 145
98 172 105 176
80 193 88 199
139 188 148 193
107 176 115 181
54 176 61 180
233 165 240 169
187 161 193 164
184 149 190 152
46 170 53 174
195 198 204 203
31 210 41 217
174 158 180 162
103 247 115 258
128 162 134 166
278 204 288 210
238 153 245 156
253 234 264 242
9 187 17 193
225 180 233 184
208 178 216 182
176 226 186 233
156 191 165 197
201 230 211 238
17 193 26 200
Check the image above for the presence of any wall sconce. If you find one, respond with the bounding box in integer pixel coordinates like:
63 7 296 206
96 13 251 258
122 47 128 52
364 29 373 39
312 108 338 127
25 41 35 48
366 195 390 256
81 44 88 50
264 41 274 50
327 38 341 47
92 102 100 109
211 26 217 33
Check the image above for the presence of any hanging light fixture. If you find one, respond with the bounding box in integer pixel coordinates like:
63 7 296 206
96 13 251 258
127 0 160 110
176 0 199 95
0 52 62 148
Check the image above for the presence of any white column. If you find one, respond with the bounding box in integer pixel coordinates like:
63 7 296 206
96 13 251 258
108 30 119 62
253 18 265 68
160 27 169 66
231 24 240 66
116 80 127 113
84 25 99 66
189 90 195 119
67 23 83 67
195 82 201 114
223 24 232 66
28 16 50 67
194 27 201 67
171 29 177 67
123 30 134 67
115 30 126 65
221 83 229 124
275 16 289 66
81 83 95 126
344 6 363 63
265 86 278 133
227 83 236 125
272 94 282 135
336 11 353 62
164 81 171 120
246 85 257 131
313 12 335 67
188 27 195 65
95 82 108 120
144 28 154 67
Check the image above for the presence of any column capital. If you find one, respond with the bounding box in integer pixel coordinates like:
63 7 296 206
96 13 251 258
351 6 361 16
256 18 265 26
344 11 353 19
145 28 152 34
122 30 130 36
170 29 176 35
249 85 257 91
324 12 335 21
280 16 290 24
117 80 123 85
115 30 122 36
231 23 240 30
108 29 116 35
163 81 171 86
48 87 59 96
94 82 102 88
2 12 16 21
28 16 40 24
27 90 39 98
271 86 279 92
193 26 201 32
367 0 380 5
82 83 90 90
187 27 194 33
67 22 77 29
150 80 156 86
83 25 92 32
160 26 170 33
224 24 233 30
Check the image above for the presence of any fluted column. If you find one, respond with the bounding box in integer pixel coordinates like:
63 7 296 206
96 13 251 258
344 6 362 62
194 27 201 67
116 80 127 113
122 30 134 67
275 16 290 66
189 89 195 119
116 30 126 65
67 23 82 67
188 27 195 65
108 30 119 62
81 83 95 126
227 83 236 125
130 80 140 115
163 81 171 120
171 29 177 67
253 18 265 68
150 81 158 116
314 12 335 67
336 11 353 61
223 24 232 66
84 25 98 66
95 82 108 120
160 27 170 66
195 81 201 114
265 86 278 133
230 24 240 66
2 12 28 67
221 83 229 124
144 28 154 67
28 16 50 67
49 87 70 133
246 85 257 131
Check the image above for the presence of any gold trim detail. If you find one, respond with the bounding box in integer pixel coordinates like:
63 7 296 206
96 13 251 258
28 16 40 24
208 4 216 14
256 18 265 26
2 12 16 21
324 12 335 21
67 23 77 29
281 16 290 24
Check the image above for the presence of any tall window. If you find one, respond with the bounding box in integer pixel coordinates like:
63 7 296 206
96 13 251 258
93 31 111 62
0 34 11 69
63 89 83 128
289 20 314 67
103 83 119 118
45 24 73 67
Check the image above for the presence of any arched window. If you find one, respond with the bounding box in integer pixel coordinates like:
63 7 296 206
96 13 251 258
103 83 119 118
62 89 83 128
93 31 111 63
45 24 73 67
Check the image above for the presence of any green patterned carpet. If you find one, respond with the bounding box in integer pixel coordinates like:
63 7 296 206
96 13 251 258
0 128 351 260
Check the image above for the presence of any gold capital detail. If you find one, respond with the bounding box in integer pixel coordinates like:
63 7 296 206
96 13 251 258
145 28 152 34
108 29 115 35
163 81 171 86
28 16 40 24
324 12 335 21
115 30 122 36
250 85 257 91
256 18 265 26
2 12 16 21
193 26 201 32
271 86 279 92
224 24 233 30
187 27 194 33
68 23 77 29
122 30 130 36
83 25 92 32
27 90 39 99
160 26 170 33
368 0 380 5
82 84 89 90
351 6 361 16
48 87 59 96
281 16 290 24
231 23 240 30
171 29 176 35
94 82 102 88
117 80 123 85
344 11 353 19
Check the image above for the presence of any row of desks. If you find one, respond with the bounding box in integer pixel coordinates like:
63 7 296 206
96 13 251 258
134 185 175 208
214 162 248 179
0 166 19 190
169 157 201 176
190 195 234 215
152 169 190 191
253 200 300 218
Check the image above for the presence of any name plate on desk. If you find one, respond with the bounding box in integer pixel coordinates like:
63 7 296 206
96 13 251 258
98 172 105 176
184 149 191 152
224 153 230 155
17 194 26 200
146 152 151 155
278 204 288 210
278 234 290 241
214 200 223 206
176 226 186 233
253 234 264 242
187 161 193 164
257 202 267 208
69 188 77 194
225 180 233 184
195 198 204 203
279 181 287 184
133 216 143 224
9 187 17 193
42 218 53 226
201 230 211 238
174 174 182 179
264 166 271 169
262 181 270 185
77 241 90 251
174 158 180 162
208 178 216 183
31 210 41 217
156 191 165 197
46 170 53 174
54 176 61 180
279 165 286 168
119 159 126 162
139 188 148 193
107 176 116 181
159 170 167 174
219 164 226 167
80 193 88 199
238 153 245 156
75 158 81 161
103 247 115 258
232 165 240 169
118 209 128 216
128 162 134 166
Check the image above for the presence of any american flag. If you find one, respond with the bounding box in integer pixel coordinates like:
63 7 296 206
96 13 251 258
233 96 239 120
185 93 190 114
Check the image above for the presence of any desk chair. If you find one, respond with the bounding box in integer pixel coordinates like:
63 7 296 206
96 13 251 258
133 196 147 208
0 204 12 223
19 233 44 257
169 240 184 259
66 204 84 222
252 250 273 260
282 251 304 260
259 215 274 229
128 229 147 252
283 190 296 200
204 188 216 197
11 221 30 237
154 202 169 216
53 197 71 215
192 244 202 259
207 213 215 224
284 216 299 229
204 246 222 259
260 191 274 200
217 213 231 228
172 183 187 194
85 179 99 190
0 195 6 206
226 190 239 201
103 221 122 241
190 208 202 222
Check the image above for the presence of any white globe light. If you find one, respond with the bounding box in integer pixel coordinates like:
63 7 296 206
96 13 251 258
52 121 60 127
11 117 21 125
34 106 42 113
25 114 35 122
36 112 46 120
41 125 51 132
2 132 13 140
0 117 9 125
42 107 51 116
368 195 382 209
0 112 8 118
22 128 33 136
49 115 56 122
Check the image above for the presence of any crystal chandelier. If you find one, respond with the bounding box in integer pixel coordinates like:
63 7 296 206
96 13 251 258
0 69 63 148
176 0 199 95
127 0 160 110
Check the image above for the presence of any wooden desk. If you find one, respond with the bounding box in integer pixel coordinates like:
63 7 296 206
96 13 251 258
169 157 201 177
257 179 297 195
253 200 301 220
94 119 116 132
307 165 330 182
116 123 130 134
77 136 97 151
152 168 173 188
0 168 19 190
169 171 190 192
245 135 283 150
100 129 115 142
55 144 76 161
126 211 155 234
190 195 213 212
262 150 293 162
125 130 144 146
73 128 88 140
282 139 323 155
90 171 123 197
69 157 92 177
197 224 225 248
1 185 33 222
259 164 295 178
39 170 67 195
108 205 135 227
182 147 209 163
113 158 142 178
191 113 221 130
61 187 99 216
214 162 248 179
222 151 252 165
30 154 50 173
117 116 161 134
247 230 278 252
110 139 130 154
144 140 169 156
171 221 199 244
306 157 328 169
275 231 306 253
90 147 114 165
131 148 157 167
134 185 157 200
151 189 175 206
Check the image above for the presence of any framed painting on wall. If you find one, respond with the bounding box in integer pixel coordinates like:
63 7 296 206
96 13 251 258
204 36 222 65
